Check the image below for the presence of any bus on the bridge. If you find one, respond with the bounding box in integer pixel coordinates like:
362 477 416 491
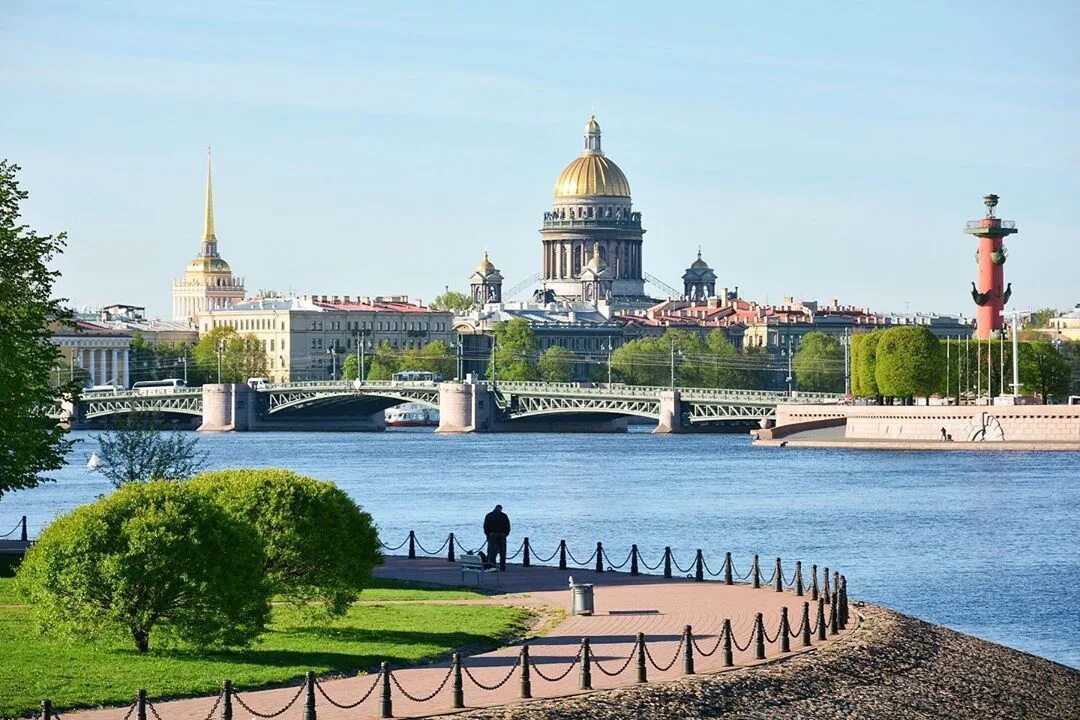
131 378 187 395
391 370 442 384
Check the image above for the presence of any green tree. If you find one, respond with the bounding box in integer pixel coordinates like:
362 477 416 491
129 334 203 386
850 334 864 396
537 345 574 382
874 326 944 403
189 469 381 615
50 352 91 390
1019 342 1071 401
1027 307 1059 328
702 330 739 388
487 318 537 381
0 161 77 500
793 331 845 393
95 412 207 487
366 341 400 380
341 353 360 381
430 290 473 313
192 327 267 383
419 340 456 378
855 331 882 398
16 481 270 652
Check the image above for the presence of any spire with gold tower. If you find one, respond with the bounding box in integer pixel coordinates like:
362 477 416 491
171 149 245 326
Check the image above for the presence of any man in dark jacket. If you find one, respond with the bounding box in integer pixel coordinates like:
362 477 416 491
483 504 511 571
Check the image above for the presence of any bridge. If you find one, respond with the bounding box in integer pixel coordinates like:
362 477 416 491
67 380 841 433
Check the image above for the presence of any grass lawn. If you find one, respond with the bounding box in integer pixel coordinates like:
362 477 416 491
0 577 531 718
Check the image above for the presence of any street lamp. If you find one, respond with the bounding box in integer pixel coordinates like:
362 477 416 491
327 346 338 381
216 339 224 383
785 335 793 395
355 329 371 384
669 341 683 390
180 352 188 385
606 339 613 386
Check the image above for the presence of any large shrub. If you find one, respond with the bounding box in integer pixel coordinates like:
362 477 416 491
189 470 381 614
875 326 944 401
16 482 270 652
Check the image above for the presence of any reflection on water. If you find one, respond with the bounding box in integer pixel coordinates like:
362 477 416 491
2 429 1077 667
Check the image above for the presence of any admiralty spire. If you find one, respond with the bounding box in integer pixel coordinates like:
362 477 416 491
171 149 245 326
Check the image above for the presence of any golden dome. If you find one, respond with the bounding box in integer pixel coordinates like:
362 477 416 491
186 255 232 275
475 250 496 274
553 115 631 198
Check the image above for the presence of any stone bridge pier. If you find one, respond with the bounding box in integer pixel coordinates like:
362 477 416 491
198 384 385 432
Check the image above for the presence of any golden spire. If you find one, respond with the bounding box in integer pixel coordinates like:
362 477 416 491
203 147 216 242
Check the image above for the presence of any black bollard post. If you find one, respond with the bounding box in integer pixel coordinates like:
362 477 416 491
303 671 316 720
579 638 592 690
810 564 819 601
722 619 733 667
630 544 639 576
822 566 830 604
754 613 766 660
523 537 531 568
801 602 812 647
795 561 804 597
448 533 455 562
840 575 849 629
833 570 840 608
137 690 147 720
829 591 839 636
380 662 392 718
663 546 672 579
779 608 791 653
816 598 827 641
724 551 733 585
694 550 704 582
20 516 27 542
221 680 233 720
520 645 532 699
595 542 604 573
451 652 463 709
559 540 567 571
774 557 783 592
41 700 53 720
683 625 695 675
407 530 416 560
636 633 647 683
752 554 760 588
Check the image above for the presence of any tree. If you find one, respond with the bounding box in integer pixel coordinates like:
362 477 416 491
419 340 456 378
366 341 400 380
793 331 845 393
487 318 537 381
189 469 381 615
50 352 91 390
0 161 77 500
1019 342 1071 401
849 334 864 396
192 327 266 383
854 331 882 399
16 481 270 652
341 353 360 381
431 290 473 313
537 346 574 382
1027 307 1059 328
95 412 207 487
129 333 203 386
874 326 944 403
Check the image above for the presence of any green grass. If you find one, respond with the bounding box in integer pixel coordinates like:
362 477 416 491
0 578 530 718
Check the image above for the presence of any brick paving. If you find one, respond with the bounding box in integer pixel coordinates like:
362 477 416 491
65 556 856 720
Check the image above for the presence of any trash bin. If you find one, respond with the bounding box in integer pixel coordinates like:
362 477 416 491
570 580 594 616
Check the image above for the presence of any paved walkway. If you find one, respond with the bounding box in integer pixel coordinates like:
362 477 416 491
68 556 857 720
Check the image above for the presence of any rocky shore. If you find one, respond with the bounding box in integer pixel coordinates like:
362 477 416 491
457 605 1080 720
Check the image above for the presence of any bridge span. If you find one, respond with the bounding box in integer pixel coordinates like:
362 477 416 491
67 380 840 434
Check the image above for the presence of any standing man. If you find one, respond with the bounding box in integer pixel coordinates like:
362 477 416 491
483 504 511 571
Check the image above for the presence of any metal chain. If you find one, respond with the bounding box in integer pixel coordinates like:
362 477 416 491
461 653 522 691
414 535 450 556
120 701 138 720
233 683 306 718
531 545 560 563
730 627 754 652
588 644 636 677
379 536 410 552
145 701 165 720
197 690 224 720
506 540 526 560
762 620 781 644
0 520 21 538
565 547 597 566
670 554 694 574
790 612 806 638
638 553 664 571
730 559 753 581
643 640 683 672
700 558 725 577
603 548 633 570
528 649 580 682
315 674 381 709
759 567 777 586
389 666 454 703
690 632 724 657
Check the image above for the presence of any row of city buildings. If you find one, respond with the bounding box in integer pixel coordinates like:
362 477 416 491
54 118 1078 388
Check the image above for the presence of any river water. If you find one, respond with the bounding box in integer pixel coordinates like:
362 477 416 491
2 429 1077 668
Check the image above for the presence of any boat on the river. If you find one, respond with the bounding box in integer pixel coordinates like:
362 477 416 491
385 403 439 428
86 452 101 469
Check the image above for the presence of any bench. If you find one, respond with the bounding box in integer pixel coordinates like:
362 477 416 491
459 553 500 587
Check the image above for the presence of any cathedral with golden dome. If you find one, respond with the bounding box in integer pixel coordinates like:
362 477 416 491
539 116 649 304
171 151 245 326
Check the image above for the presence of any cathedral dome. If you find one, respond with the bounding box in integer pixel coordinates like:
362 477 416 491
553 116 631 199
186 255 232 275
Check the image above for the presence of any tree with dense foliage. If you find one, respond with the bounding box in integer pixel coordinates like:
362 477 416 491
95 412 206 487
1026 307 1059 328
610 329 750 388
0 161 77 500
16 481 270 652
191 326 266 383
849 334 864 396
874 326 944 402
853 331 882 398
793 331 845 393
189 469 381 615
129 333 203 386
537 345 574 382
365 341 400 380
50 353 91 390
341 353 361 381
430 290 473 313
487 318 538 381
1018 342 1072 401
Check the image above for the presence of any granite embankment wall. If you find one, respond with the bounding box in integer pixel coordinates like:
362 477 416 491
768 404 1080 443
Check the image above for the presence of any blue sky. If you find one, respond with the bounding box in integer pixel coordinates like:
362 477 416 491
3 1 1078 318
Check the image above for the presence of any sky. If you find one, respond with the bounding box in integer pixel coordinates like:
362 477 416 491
3 1 1078 319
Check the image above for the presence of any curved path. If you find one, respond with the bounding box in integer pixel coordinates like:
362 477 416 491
67 556 857 720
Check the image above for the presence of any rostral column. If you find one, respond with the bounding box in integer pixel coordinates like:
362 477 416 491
964 194 1018 339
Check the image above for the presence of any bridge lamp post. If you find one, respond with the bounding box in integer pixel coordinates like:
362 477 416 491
216 339 224 383
669 342 683 389
327 347 338 381
180 353 188 385
786 336 793 395
606 340 613 386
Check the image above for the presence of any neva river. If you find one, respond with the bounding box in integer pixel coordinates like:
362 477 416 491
3 429 1078 668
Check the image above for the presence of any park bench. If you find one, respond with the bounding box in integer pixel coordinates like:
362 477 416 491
459 553 500 587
